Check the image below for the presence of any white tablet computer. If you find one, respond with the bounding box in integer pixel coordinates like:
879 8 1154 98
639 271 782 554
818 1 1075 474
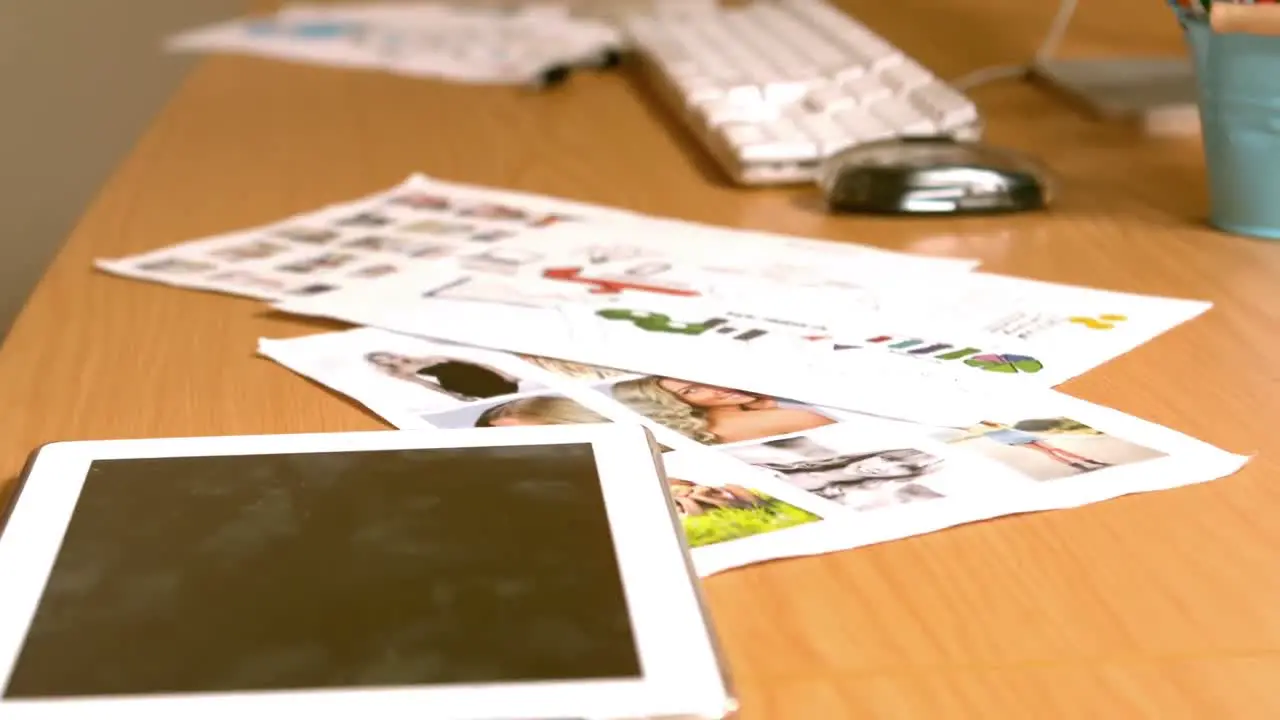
0 424 735 720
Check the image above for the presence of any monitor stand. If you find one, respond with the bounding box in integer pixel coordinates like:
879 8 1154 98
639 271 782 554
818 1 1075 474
1031 57 1201 136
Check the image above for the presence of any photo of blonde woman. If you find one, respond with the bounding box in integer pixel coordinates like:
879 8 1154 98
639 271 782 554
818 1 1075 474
665 477 819 548
608 376 837 445
516 355 629 381
474 395 611 428
416 393 611 431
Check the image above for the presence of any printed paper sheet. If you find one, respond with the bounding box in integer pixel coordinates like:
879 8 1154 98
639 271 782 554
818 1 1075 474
94 173 977 304
271 261 1211 422
258 328 1248 577
166 3 625 85
96 172 1209 410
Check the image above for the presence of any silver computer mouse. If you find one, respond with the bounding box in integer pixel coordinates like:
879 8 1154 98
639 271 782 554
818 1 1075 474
818 136 1052 215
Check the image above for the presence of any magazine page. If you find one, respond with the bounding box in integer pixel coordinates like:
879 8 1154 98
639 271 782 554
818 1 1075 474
95 173 976 304
265 214 1210 389
268 291 998 428
272 270 1205 423
258 328 1249 577
94 174 627 303
258 329 834 577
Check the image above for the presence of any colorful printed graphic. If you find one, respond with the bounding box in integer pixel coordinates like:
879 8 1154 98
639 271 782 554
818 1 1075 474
543 267 700 297
862 336 1045 374
1068 313 1128 330
597 309 772 340
961 354 1045 374
596 311 1048 374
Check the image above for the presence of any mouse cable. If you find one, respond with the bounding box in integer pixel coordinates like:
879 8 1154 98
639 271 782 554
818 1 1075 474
948 0 1079 91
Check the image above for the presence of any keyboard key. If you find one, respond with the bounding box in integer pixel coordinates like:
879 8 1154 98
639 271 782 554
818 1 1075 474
912 82 980 127
700 98 781 125
765 117 804 140
722 84 765 104
833 108 896 142
833 64 867 82
882 59 933 91
790 112 849 153
803 83 855 112
763 81 813 104
722 123 769 147
740 137 821 163
675 77 724 104
869 99 935 135
847 33 899 69
841 74 892 105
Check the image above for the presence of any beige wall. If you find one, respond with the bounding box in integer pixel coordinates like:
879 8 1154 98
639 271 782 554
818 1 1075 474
0 0 240 340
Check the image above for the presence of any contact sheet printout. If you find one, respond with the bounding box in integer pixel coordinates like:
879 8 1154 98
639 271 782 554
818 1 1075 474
95 174 975 301
258 328 1247 577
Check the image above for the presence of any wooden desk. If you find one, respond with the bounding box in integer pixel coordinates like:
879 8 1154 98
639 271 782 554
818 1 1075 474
3 0 1278 716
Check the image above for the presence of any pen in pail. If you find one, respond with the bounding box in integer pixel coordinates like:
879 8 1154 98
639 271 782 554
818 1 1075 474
1177 1 1280 240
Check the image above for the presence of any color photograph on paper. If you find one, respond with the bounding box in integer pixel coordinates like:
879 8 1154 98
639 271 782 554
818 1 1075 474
387 190 452 211
401 219 475 237
468 229 516 243
210 240 289 261
724 432 947 511
383 189 581 229
421 392 612 429
336 210 394 228
596 375 839 446
274 226 339 244
516 355 631 381
136 258 217 274
668 476 819 548
257 329 555 420
341 235 421 254
407 242 460 259
289 282 341 296
933 417 1166 481
347 263 399 279
278 252 357 274
364 351 544 403
208 270 287 292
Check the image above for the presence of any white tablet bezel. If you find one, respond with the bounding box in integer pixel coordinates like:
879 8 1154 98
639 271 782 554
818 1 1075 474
0 424 734 720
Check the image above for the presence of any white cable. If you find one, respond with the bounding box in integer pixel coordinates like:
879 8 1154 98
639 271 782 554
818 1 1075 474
951 64 1028 91
949 0 1080 91
1036 0 1080 62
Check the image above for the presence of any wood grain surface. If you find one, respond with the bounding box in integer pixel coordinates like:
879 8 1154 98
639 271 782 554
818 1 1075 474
2 0 1279 717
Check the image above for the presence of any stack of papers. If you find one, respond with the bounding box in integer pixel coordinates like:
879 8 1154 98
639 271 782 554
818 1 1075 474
95 174 1249 576
166 2 631 85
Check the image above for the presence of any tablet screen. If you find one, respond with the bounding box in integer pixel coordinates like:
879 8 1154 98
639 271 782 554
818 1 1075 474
4 443 642 699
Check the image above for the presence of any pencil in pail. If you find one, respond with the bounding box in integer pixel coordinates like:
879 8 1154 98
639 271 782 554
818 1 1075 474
1180 4 1280 240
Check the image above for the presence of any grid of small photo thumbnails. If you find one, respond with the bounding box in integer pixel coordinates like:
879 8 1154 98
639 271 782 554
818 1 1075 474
127 190 578 297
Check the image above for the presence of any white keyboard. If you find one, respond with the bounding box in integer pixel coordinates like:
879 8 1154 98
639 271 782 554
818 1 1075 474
625 0 982 185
